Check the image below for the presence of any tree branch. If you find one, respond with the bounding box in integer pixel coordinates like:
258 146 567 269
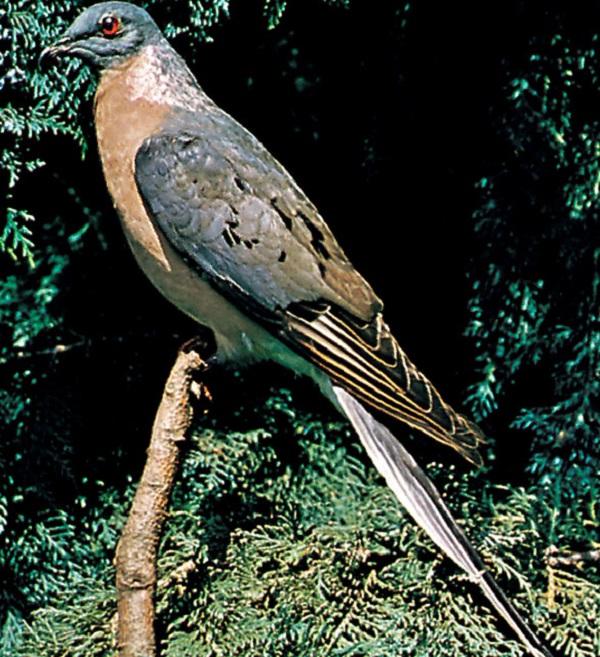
115 345 209 657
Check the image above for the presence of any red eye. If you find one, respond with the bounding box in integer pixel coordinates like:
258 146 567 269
100 15 120 37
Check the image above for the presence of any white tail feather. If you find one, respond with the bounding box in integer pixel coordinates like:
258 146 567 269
333 386 552 657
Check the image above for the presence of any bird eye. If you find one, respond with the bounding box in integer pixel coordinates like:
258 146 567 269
100 15 120 37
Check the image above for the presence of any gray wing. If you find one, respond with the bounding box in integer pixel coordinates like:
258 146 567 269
134 114 381 323
134 112 484 464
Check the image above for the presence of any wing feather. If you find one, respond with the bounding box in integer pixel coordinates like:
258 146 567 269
283 301 485 465
134 116 484 464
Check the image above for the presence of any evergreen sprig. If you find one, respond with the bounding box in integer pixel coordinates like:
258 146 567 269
465 31 600 477
12 387 600 657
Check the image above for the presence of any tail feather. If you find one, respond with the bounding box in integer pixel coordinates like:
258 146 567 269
332 386 552 657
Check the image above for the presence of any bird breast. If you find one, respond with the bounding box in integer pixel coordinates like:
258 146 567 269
94 47 325 380
92 49 276 365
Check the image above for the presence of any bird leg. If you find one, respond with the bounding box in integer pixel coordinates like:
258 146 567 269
115 340 211 657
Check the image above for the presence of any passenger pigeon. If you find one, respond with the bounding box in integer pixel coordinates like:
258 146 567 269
40 4 552 656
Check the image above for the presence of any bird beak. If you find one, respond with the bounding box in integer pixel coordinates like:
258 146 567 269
38 35 74 68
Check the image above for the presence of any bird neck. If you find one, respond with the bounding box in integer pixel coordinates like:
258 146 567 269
96 43 209 113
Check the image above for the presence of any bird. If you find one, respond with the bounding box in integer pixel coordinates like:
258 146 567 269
40 4 552 656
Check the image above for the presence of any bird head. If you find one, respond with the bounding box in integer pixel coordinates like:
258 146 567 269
40 2 163 70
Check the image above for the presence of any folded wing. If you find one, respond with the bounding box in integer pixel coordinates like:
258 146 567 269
134 110 483 464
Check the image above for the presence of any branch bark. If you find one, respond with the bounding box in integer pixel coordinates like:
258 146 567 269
115 345 208 657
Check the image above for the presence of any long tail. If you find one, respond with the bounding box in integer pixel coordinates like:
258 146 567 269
332 386 552 657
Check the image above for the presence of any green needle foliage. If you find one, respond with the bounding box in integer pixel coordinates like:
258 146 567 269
12 384 598 657
1 1 598 656
465 32 600 467
464 18 600 551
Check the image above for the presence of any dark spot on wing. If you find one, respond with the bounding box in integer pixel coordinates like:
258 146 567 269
222 225 242 247
222 230 235 248
234 176 250 192
270 197 293 231
278 250 287 262
298 211 331 260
